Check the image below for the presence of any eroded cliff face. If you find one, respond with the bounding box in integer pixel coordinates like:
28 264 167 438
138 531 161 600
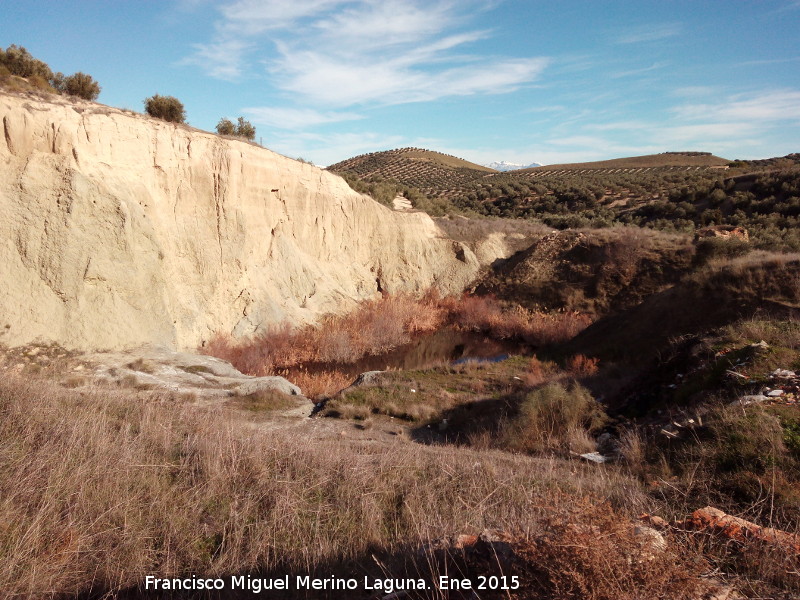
0 93 478 350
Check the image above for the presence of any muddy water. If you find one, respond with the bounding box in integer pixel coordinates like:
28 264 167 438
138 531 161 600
298 328 530 379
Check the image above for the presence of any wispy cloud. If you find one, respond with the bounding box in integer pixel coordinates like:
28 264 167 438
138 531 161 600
269 47 547 107
611 61 669 79
219 0 344 35
770 0 800 14
739 56 800 66
673 90 800 122
671 86 717 97
243 107 363 130
269 131 411 167
186 0 548 109
615 23 681 44
563 89 800 159
180 38 252 80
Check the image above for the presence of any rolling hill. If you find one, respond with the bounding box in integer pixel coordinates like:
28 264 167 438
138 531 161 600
518 151 730 172
328 148 731 199
327 147 496 196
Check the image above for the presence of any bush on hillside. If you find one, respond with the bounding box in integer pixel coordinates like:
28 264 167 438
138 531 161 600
215 117 235 135
0 45 53 80
235 116 255 140
143 94 186 123
216 116 256 140
59 72 100 100
1 45 102 99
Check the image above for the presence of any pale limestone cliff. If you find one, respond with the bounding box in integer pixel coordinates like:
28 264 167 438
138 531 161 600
0 92 479 350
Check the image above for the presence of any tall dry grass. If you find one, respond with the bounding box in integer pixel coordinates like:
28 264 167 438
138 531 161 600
206 292 592 397
0 373 650 598
500 381 608 455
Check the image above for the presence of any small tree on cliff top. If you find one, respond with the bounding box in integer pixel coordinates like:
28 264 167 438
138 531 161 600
144 94 186 123
0 45 53 79
235 116 256 140
216 116 256 141
216 117 235 136
61 72 101 100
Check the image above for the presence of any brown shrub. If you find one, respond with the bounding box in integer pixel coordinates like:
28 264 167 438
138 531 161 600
279 367 352 399
523 355 560 387
524 310 594 344
567 354 600 376
524 502 708 600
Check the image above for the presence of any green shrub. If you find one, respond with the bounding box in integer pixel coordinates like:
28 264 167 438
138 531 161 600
234 116 255 140
143 94 186 123
693 237 751 265
61 71 100 100
216 116 256 140
215 117 235 135
709 408 786 473
0 45 53 80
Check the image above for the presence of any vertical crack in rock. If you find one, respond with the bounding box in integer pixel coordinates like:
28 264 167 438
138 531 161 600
3 115 12 153
211 144 226 268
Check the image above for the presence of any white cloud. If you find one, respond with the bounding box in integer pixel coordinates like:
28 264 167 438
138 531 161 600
180 39 252 80
219 0 344 34
611 61 669 79
615 23 681 44
671 86 717 97
269 131 410 167
312 1 457 51
673 91 800 122
658 123 761 145
185 0 547 108
243 107 363 129
739 56 800 66
588 120 653 131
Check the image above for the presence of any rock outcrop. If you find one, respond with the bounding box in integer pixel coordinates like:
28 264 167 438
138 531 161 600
0 92 479 350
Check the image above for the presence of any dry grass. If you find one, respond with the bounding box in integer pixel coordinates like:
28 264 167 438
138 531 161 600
205 293 447 377
0 372 655 598
724 316 800 350
520 501 709 600
500 382 608 455
275 367 354 399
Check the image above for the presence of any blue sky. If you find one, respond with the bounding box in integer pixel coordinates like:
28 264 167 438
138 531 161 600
3 0 800 166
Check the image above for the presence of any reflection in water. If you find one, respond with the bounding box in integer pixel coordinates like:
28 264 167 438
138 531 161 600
299 328 529 379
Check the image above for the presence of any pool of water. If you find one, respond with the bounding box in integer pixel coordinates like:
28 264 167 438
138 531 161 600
296 328 530 379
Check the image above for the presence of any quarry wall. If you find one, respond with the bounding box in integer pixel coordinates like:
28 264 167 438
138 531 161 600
0 93 478 350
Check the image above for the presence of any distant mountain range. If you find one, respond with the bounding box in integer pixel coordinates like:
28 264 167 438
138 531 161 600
484 161 543 171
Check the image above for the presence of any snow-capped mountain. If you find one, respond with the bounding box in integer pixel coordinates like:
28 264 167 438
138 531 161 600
485 160 543 172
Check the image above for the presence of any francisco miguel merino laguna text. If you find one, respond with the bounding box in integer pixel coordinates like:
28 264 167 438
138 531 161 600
144 574 429 594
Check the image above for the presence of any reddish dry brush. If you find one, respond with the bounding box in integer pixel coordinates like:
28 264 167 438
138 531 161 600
205 292 594 397
567 354 600 377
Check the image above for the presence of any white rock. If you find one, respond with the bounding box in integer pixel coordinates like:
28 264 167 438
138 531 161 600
579 452 609 463
772 369 796 378
731 395 768 405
